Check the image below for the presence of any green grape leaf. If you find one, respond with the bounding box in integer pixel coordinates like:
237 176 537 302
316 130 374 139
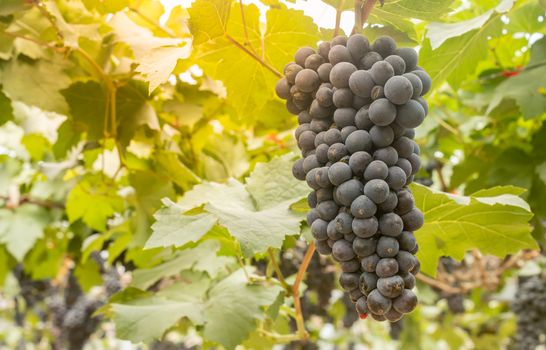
245 154 309 210
0 88 14 126
158 156 307 256
131 240 232 290
190 1 320 116
62 80 159 147
112 297 204 343
65 175 124 231
82 0 130 13
0 58 71 114
411 183 537 276
111 13 190 93
420 0 514 89
0 0 30 16
145 199 217 249
0 204 50 261
203 269 283 350
487 38 546 119
323 0 453 19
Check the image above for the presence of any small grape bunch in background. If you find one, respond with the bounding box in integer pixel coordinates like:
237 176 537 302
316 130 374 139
276 34 430 322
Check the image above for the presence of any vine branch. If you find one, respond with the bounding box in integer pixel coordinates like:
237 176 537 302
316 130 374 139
291 241 315 341
0 195 65 209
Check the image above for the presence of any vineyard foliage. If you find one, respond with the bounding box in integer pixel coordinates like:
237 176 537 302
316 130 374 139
0 0 545 348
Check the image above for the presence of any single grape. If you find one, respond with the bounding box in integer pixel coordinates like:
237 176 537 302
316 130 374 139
372 36 397 58
316 188 333 202
367 289 392 315
305 53 325 71
324 128 342 145
396 251 417 273
407 153 421 175
295 47 315 66
333 107 357 128
356 296 369 314
335 179 363 206
341 126 357 142
315 143 329 164
341 259 361 273
370 125 394 148
361 254 380 272
360 272 379 295
328 143 349 162
284 63 303 84
352 216 378 238
370 61 394 86
302 154 320 173
314 166 332 188
377 275 404 298
353 95 371 109
349 288 364 302
330 62 358 88
349 70 375 98
292 158 306 180
317 200 339 221
412 69 431 95
339 272 361 291
377 236 400 258
398 231 417 251
401 208 424 231
327 219 343 240
351 195 377 219
392 289 417 314
349 151 372 175
318 41 331 59
396 47 418 72
317 62 333 82
333 88 354 108
327 239 336 247
404 128 415 139
400 272 416 289
364 179 390 204
371 313 387 321
364 160 388 181
333 240 356 262
416 96 428 114
314 130 326 146
395 189 415 216
275 78 291 99
345 130 373 154
305 168 321 189
376 258 399 278
378 190 398 212
309 99 332 119
355 106 374 130
332 35 348 47
306 208 319 225
344 231 356 242
328 162 353 186
311 219 328 240
353 237 378 258
316 87 334 107
298 111 312 125
392 136 414 159
361 51 382 70
391 122 406 138
329 45 352 65
384 76 413 105
374 147 398 167
298 130 316 153
310 118 331 133
396 100 425 128
335 212 353 234
385 308 403 322
386 166 407 190
402 73 423 99
315 239 332 255
369 98 397 126
347 34 370 61
384 55 406 75
294 123 310 140
410 259 420 274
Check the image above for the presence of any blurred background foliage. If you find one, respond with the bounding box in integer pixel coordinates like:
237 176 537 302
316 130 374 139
0 0 545 349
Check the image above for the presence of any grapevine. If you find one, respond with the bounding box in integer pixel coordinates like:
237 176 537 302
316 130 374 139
277 33 429 322
510 274 546 350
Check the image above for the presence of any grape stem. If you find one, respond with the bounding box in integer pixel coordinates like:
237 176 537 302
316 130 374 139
333 0 346 37
360 0 378 27
0 195 65 210
292 241 315 340
267 248 292 294
225 34 282 78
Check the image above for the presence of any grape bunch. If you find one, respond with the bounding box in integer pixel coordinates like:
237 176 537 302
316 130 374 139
511 275 546 350
276 34 429 322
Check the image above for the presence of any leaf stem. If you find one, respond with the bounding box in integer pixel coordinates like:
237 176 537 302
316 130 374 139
238 0 256 53
225 34 282 78
360 0 378 27
0 31 64 52
291 241 315 341
416 272 462 294
267 248 291 294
